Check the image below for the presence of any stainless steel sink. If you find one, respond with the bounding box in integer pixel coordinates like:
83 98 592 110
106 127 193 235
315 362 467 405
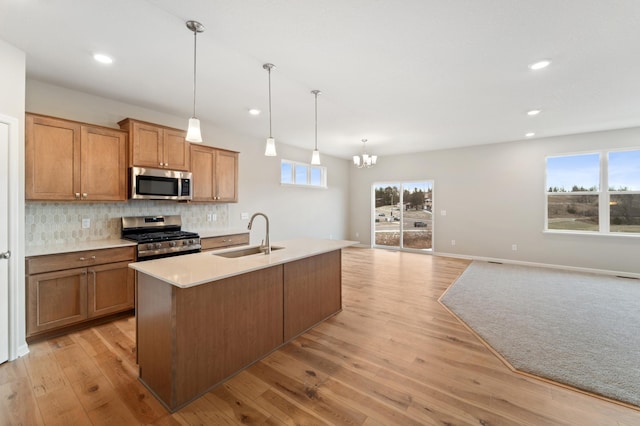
213 245 284 258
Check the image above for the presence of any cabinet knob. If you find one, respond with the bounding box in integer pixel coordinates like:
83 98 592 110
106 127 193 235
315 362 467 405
165 163 168 167
159 162 164 166
75 193 80 199
82 193 88 199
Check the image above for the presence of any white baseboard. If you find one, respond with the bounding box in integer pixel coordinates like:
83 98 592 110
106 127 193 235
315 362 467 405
433 251 640 280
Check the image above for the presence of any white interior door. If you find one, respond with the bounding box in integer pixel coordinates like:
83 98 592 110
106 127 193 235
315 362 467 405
0 122 9 364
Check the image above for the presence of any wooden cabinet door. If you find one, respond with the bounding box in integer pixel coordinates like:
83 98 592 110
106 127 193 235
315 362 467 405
283 250 342 340
25 114 81 200
27 268 88 336
190 144 215 201
87 261 134 318
163 128 190 171
215 150 238 202
80 126 127 201
131 121 163 168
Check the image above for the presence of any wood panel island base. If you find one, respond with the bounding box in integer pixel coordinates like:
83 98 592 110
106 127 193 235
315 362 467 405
131 238 356 412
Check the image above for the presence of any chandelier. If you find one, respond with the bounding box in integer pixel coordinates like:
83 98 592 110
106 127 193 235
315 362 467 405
353 139 377 168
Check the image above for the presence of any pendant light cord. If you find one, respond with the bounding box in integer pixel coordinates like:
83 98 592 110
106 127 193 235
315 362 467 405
192 29 198 117
268 67 273 138
310 89 321 165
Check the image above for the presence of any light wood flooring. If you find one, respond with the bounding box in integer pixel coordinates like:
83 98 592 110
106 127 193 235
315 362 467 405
2 247 640 425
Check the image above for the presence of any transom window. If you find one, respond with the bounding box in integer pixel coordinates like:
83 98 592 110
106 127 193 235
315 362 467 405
545 149 640 234
281 159 327 188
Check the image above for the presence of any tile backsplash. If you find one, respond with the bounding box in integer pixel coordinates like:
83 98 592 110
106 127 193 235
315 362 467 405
26 201 230 246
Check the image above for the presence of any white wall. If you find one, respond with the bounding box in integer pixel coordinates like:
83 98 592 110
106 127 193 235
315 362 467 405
349 128 640 275
26 79 350 243
0 38 27 358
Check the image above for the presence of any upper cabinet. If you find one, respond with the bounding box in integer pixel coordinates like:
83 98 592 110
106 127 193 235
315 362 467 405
190 144 239 203
118 118 190 171
26 113 127 201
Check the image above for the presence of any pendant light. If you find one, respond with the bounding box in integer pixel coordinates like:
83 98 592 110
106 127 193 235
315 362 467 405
263 63 277 156
185 20 204 143
311 90 321 165
353 139 377 168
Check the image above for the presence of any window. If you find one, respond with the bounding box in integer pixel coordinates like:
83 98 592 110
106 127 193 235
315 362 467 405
609 150 640 233
280 159 327 188
545 149 640 234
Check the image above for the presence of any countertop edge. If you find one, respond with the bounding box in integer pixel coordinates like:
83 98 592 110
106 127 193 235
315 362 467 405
26 239 138 257
130 238 358 288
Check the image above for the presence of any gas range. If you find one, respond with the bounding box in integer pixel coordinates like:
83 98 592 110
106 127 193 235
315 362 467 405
121 215 201 260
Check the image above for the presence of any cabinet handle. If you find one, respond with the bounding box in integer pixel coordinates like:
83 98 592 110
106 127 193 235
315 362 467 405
79 256 96 261
75 193 80 199
90 269 96 287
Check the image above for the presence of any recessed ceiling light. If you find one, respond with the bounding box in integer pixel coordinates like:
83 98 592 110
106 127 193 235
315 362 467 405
93 53 113 64
527 109 541 116
529 60 551 70
525 132 535 138
248 109 261 115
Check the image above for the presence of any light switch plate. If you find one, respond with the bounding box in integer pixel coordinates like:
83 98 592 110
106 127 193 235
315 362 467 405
241 212 249 220
82 218 90 229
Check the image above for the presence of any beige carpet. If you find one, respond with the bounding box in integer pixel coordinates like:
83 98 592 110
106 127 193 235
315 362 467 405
440 261 640 408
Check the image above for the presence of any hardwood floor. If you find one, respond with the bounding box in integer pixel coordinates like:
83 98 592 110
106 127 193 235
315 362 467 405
2 247 640 425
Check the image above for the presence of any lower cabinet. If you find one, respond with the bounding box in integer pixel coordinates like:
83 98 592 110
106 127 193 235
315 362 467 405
26 246 135 339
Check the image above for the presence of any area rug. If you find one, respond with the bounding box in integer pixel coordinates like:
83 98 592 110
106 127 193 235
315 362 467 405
439 261 640 408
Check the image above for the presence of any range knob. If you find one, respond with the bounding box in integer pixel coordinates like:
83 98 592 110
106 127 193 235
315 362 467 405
155 243 162 249
147 243 154 250
169 241 177 247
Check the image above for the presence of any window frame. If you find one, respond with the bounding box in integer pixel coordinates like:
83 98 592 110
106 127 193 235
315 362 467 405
544 148 640 236
280 159 327 188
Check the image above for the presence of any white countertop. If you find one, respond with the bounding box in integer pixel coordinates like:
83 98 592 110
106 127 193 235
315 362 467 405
26 239 137 257
129 238 358 288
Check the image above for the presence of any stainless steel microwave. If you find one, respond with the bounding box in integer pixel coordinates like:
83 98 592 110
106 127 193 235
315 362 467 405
130 167 193 200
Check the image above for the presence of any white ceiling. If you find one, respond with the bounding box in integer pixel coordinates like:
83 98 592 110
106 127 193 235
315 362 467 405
2 0 640 159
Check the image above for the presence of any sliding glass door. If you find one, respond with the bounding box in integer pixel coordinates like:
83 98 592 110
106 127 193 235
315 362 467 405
373 181 433 251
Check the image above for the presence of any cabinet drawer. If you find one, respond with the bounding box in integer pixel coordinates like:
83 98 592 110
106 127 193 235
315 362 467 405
27 246 135 275
201 233 250 251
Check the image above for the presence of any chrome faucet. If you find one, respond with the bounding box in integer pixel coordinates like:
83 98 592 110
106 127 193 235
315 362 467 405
247 212 271 254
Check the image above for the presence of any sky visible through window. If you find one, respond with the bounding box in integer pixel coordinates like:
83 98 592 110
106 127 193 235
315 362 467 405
547 151 640 191
609 150 640 190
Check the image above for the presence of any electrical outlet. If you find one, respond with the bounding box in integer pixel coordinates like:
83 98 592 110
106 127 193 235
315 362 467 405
211 213 217 222
355 232 359 238
451 239 456 246
241 212 249 220
206 213 212 222
82 217 90 229
512 244 518 251
440 210 447 216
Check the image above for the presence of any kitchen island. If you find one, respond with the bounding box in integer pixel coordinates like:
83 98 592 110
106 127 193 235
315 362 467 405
129 238 357 412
